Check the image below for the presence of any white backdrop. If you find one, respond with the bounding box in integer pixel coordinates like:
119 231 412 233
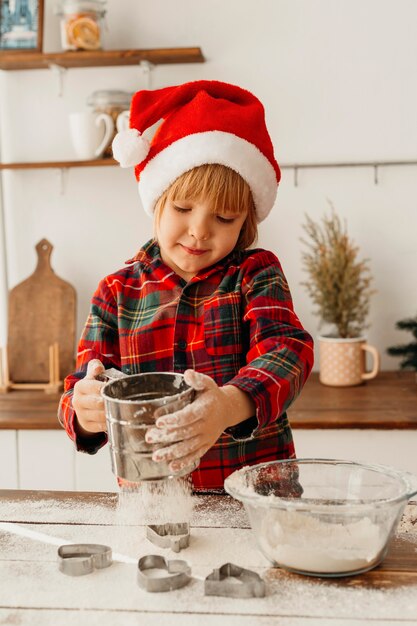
1 0 416 370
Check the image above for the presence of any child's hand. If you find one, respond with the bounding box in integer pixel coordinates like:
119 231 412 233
145 369 255 473
72 359 107 436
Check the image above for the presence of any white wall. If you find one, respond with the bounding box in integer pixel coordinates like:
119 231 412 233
1 0 416 369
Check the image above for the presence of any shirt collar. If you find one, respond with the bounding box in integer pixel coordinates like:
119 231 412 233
125 239 161 268
125 239 243 278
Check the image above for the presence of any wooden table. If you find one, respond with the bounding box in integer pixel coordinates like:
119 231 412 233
1 490 416 625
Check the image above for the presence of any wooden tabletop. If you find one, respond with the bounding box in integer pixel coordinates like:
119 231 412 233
0 371 416 430
0 489 416 625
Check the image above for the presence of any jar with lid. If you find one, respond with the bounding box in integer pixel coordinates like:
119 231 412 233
87 90 133 157
55 0 107 51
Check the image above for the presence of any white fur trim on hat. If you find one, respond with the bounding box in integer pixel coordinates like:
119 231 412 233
137 131 278 222
112 129 150 168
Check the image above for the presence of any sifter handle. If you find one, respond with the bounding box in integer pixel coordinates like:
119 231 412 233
96 368 127 382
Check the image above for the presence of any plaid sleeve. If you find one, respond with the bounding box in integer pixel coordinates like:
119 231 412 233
225 252 314 437
58 277 119 454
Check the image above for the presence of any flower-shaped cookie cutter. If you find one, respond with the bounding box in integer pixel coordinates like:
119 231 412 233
137 554 191 592
204 562 266 598
146 522 190 552
58 544 112 576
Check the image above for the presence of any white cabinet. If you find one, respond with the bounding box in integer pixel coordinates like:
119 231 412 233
1 428 416 491
74 443 118 492
294 429 417 475
18 431 75 490
0 430 117 491
0 431 18 489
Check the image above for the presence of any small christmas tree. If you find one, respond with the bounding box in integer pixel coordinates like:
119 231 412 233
300 207 374 338
387 315 417 372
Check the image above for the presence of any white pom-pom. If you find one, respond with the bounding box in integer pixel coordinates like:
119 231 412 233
112 129 150 168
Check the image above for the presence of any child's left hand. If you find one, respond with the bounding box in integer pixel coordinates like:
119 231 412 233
145 369 255 473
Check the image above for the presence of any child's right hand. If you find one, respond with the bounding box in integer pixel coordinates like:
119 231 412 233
73 359 107 436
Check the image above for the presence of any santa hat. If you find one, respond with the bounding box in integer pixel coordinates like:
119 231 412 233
112 80 281 222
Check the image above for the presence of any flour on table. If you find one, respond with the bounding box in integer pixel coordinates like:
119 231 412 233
0 495 117 525
397 504 417 543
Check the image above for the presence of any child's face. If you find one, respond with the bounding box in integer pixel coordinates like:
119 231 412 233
156 197 247 281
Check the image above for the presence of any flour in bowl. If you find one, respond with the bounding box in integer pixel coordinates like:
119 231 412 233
258 509 385 574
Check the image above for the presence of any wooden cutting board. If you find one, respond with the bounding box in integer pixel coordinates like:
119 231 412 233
8 239 76 383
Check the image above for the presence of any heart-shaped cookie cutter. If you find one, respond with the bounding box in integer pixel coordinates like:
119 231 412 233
204 562 266 598
137 554 191 592
58 544 112 576
146 522 190 552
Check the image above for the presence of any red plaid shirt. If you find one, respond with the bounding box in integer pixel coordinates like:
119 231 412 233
59 240 314 490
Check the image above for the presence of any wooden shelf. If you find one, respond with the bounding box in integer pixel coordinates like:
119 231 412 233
0 371 416 430
0 47 205 71
0 158 118 170
0 47 205 168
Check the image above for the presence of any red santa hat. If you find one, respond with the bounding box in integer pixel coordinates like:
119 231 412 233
112 80 281 223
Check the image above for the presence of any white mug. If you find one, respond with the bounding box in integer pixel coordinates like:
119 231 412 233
116 110 130 132
69 111 114 160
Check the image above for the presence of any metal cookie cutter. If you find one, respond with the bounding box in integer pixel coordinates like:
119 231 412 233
146 522 190 553
204 562 266 598
58 544 112 576
137 554 191 592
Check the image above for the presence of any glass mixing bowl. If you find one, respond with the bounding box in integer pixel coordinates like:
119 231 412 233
224 459 417 578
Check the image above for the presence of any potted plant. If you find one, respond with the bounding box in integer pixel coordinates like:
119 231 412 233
387 315 417 382
300 207 379 386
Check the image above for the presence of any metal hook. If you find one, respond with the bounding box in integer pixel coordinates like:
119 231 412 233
58 168 69 195
139 60 155 89
374 164 379 185
294 166 299 187
48 63 67 97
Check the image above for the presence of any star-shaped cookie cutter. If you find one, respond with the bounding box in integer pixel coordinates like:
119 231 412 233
204 562 266 598
58 544 112 576
146 522 190 552
137 554 191 592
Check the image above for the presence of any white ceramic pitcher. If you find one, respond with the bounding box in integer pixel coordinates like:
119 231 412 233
69 111 114 160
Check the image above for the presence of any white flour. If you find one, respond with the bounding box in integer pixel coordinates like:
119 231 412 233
0 492 246 528
116 476 194 526
259 509 384 574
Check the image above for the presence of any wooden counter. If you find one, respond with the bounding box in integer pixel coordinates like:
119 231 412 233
0 489 416 625
0 371 415 430
289 370 417 429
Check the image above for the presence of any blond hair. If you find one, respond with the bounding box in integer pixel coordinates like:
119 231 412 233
154 164 257 250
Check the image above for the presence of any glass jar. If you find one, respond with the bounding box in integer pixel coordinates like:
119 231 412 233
87 90 133 157
55 0 107 51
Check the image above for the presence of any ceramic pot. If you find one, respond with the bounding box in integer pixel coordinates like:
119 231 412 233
318 336 380 387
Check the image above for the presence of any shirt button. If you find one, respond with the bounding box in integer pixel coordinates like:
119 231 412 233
177 339 187 350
